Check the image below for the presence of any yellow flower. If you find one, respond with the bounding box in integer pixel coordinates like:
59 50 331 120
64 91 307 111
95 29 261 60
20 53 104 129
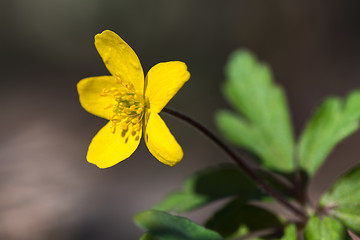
77 30 190 168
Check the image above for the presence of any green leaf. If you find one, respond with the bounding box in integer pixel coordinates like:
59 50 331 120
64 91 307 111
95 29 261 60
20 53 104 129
256 169 296 199
304 216 347 240
299 91 360 176
280 224 297 240
154 164 263 212
320 165 360 233
216 49 294 172
134 210 223 240
205 198 282 239
153 190 210 213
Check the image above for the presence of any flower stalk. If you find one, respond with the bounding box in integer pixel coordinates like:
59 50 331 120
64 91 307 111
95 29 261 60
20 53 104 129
162 107 307 219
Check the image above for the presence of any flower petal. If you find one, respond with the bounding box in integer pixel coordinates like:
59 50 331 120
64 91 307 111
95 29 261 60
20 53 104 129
95 30 144 93
144 112 183 166
77 76 123 119
145 61 190 113
87 122 142 168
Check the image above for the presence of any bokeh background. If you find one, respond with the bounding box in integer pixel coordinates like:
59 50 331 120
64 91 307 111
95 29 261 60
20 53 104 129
1 0 360 239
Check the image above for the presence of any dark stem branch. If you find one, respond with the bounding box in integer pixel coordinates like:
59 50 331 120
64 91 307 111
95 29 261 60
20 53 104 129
162 107 306 219
237 226 283 240
293 146 306 204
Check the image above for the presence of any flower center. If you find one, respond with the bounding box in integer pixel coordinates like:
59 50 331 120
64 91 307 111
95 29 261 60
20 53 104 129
100 74 144 136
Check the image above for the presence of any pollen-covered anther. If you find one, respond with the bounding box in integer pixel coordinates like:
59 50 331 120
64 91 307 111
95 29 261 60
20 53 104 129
123 108 131 114
110 87 120 93
132 123 140 130
124 83 135 91
110 123 117 134
104 104 113 109
113 92 122 99
120 122 129 130
134 93 142 100
131 118 139 124
100 88 110 96
114 72 122 84
136 108 143 114
111 116 123 123
129 105 136 111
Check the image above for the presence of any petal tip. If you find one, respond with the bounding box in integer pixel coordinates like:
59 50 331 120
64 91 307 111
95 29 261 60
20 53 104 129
95 30 116 39
86 155 116 169
173 61 191 83
177 61 191 82
94 30 120 47
166 157 183 167
155 147 184 167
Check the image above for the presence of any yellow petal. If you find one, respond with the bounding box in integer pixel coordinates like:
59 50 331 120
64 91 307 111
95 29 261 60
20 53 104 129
77 75 122 119
95 30 144 93
144 112 183 166
145 61 190 113
87 122 142 168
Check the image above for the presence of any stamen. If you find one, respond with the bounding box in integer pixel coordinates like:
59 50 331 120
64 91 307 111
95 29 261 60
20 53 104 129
100 88 111 96
104 104 113 109
125 83 134 90
136 108 143 114
120 122 128 130
100 78 145 135
114 72 122 84
131 119 139 124
114 92 122 98
110 87 119 93
110 124 117 134
134 93 141 100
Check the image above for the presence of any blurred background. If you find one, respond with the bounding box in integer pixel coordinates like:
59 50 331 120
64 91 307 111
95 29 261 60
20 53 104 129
1 0 360 239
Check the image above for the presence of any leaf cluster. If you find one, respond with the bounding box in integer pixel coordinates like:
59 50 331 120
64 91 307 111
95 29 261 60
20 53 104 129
135 50 360 239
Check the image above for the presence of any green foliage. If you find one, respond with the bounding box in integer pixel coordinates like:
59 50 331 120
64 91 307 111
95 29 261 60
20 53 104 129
304 216 347 240
280 224 297 240
216 49 294 172
154 164 263 212
299 91 360 176
320 165 360 233
135 49 360 240
256 170 295 199
135 210 223 240
205 198 282 239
